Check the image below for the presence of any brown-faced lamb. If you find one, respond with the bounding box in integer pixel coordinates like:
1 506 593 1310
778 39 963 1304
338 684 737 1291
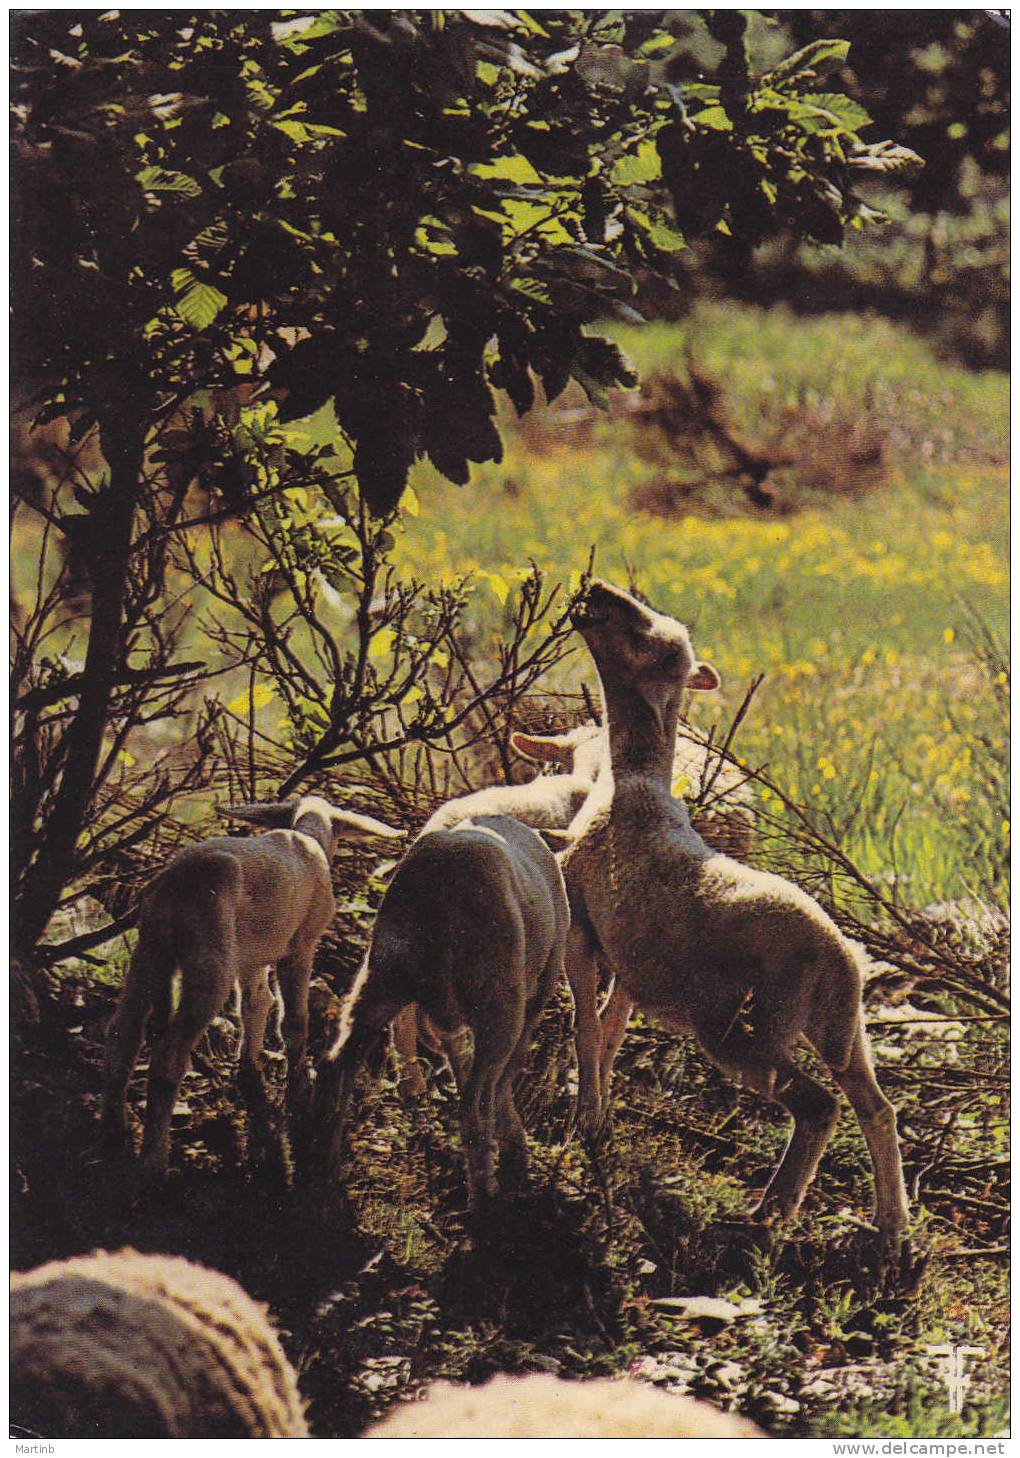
100 794 402 1178
10 1248 308 1438
312 814 570 1204
560 580 910 1247
362 1372 765 1437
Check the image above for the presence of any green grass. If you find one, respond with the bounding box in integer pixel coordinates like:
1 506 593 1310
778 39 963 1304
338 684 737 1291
392 302 1009 905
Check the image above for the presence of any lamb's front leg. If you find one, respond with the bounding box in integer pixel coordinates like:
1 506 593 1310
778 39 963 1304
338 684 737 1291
596 977 633 1122
564 922 605 1137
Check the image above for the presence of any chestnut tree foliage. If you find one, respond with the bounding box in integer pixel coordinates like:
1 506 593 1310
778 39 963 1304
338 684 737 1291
10 9 918 965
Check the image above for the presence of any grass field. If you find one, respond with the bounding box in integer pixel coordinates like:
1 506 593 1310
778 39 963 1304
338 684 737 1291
392 303 1010 908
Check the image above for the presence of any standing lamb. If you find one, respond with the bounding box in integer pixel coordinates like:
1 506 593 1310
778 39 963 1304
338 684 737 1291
389 725 600 1098
561 580 910 1246
313 815 570 1204
101 795 402 1178
10 1248 308 1437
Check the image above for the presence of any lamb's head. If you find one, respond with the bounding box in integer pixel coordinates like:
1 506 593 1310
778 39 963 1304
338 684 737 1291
224 796 405 858
511 721 603 782
572 580 719 699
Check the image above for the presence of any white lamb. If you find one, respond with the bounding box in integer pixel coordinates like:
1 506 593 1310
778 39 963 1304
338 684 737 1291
561 580 910 1246
389 727 598 1098
510 717 758 1113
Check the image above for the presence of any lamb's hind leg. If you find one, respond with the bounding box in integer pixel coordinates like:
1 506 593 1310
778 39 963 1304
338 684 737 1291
392 1005 429 1100
830 1021 910 1242
596 976 633 1122
461 1011 520 1205
140 951 233 1179
705 1030 838 1223
492 946 562 1187
237 967 276 1113
276 943 317 1123
750 1060 839 1222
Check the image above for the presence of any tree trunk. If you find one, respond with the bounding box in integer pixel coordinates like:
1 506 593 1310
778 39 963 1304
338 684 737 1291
10 404 148 964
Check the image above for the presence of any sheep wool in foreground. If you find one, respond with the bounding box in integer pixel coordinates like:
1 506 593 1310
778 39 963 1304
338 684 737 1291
363 1372 766 1438
10 1247 309 1439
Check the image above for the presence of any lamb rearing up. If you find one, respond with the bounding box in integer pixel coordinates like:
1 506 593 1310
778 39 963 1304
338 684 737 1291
511 715 758 1115
101 795 403 1178
561 580 910 1245
313 814 570 1204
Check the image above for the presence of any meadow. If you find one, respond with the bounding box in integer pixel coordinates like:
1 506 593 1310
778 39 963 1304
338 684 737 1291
393 303 1010 909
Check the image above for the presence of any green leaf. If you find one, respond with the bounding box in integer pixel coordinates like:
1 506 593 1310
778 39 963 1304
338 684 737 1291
692 106 733 132
766 39 850 87
171 268 228 330
628 207 687 252
272 118 311 143
636 32 678 58
460 10 519 28
801 92 873 135
473 153 544 184
272 13 346 45
499 199 576 245
414 223 458 257
136 165 202 197
611 140 662 186
683 83 721 103
847 141 924 174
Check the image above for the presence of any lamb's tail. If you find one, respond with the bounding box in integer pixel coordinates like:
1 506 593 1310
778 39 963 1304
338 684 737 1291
311 951 410 1179
100 891 179 1149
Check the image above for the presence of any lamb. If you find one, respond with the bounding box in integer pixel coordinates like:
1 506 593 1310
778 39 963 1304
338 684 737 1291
418 721 601 837
312 814 570 1204
10 1248 309 1438
389 727 599 1098
512 718 756 861
100 794 403 1178
512 717 758 1115
362 1372 765 1438
560 580 910 1246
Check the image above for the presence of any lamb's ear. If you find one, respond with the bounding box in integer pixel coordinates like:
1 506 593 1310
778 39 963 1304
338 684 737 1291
687 661 721 692
224 799 301 828
511 731 574 766
329 808 406 843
